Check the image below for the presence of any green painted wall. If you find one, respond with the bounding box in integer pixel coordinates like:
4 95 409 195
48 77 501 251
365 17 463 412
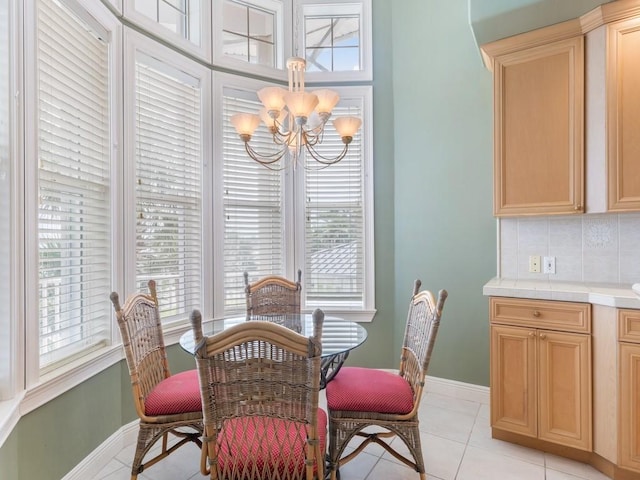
343 0 397 370
7 364 125 479
389 0 495 386
0 429 18 479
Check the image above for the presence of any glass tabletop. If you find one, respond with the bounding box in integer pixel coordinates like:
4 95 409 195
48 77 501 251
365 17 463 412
179 313 368 358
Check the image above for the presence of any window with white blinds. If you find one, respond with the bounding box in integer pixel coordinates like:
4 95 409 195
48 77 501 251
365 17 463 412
134 54 203 322
36 0 112 369
0 0 11 398
304 102 364 308
222 87 285 313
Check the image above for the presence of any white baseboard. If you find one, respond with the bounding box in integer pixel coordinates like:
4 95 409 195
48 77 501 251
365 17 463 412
426 375 490 405
63 421 138 480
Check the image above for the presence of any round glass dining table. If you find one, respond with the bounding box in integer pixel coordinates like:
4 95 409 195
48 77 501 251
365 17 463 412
179 314 368 388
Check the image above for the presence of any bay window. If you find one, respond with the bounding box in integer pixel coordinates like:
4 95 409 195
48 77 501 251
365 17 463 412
5 0 372 422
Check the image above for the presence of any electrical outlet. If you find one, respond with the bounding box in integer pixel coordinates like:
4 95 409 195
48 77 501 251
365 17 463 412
543 256 556 274
529 255 541 273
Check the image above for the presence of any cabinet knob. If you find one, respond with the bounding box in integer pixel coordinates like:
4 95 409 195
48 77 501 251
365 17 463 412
540 333 547 340
575 204 582 211
532 310 541 317
529 331 536 337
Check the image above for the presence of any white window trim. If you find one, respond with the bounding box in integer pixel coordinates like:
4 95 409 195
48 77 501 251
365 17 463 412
4 0 23 406
122 27 213 323
294 0 372 83
103 0 123 15
122 0 212 62
212 0 291 81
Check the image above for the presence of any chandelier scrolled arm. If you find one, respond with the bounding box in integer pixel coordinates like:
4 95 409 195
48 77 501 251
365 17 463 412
230 57 362 170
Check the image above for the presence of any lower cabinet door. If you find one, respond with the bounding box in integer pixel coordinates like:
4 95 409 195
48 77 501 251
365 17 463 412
490 324 537 437
620 342 640 472
537 330 592 451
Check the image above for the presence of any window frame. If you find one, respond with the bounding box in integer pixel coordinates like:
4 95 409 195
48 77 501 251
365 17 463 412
122 27 213 326
212 0 291 81
293 84 375 321
213 72 375 322
22 0 123 404
294 0 372 83
123 0 212 62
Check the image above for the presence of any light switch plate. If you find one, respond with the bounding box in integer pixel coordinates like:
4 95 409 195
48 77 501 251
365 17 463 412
543 256 556 274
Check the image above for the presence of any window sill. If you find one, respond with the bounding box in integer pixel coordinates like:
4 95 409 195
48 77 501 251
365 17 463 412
304 309 377 323
0 394 24 447
0 345 124 449
22 345 123 416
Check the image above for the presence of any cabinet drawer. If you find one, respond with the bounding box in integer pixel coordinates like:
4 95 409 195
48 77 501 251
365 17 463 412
490 297 591 333
619 309 640 343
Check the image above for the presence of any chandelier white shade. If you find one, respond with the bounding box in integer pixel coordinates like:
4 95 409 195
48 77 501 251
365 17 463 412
230 57 362 170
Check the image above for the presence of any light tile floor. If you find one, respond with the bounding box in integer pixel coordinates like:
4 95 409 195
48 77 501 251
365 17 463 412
95 390 611 480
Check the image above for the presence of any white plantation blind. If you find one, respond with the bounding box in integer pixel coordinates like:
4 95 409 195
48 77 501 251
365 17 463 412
37 0 112 369
222 89 284 313
305 104 364 308
135 57 203 322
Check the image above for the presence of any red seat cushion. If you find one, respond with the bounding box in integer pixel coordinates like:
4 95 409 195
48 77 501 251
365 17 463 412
326 367 414 414
216 408 327 476
144 369 202 416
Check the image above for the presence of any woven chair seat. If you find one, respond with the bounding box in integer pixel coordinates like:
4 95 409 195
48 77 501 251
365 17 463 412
144 369 202 416
215 409 327 476
326 367 414 414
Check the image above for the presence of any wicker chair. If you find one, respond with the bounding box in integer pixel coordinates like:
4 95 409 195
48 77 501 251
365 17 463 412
326 280 448 480
244 269 302 320
190 307 326 480
110 281 203 480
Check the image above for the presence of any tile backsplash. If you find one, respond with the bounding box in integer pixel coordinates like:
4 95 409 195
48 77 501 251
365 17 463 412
499 212 640 284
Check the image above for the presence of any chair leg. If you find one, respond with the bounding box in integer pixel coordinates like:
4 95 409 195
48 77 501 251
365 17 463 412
328 417 426 479
131 423 201 477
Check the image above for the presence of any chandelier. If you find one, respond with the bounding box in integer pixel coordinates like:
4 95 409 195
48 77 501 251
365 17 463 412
230 57 362 170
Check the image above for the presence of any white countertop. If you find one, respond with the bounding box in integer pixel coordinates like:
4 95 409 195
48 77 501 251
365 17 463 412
483 278 640 309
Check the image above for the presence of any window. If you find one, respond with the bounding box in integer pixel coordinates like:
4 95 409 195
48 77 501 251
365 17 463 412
222 0 276 66
221 85 287 313
217 75 374 320
124 0 210 60
36 0 113 370
295 0 372 82
213 0 289 78
127 33 209 324
303 101 365 309
304 14 359 73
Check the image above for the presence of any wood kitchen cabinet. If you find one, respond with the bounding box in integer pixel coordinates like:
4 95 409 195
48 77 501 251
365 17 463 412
605 18 640 211
482 25 584 216
619 309 640 472
490 297 592 451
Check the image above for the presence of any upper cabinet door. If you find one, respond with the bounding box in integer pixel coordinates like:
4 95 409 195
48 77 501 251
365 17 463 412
492 36 584 217
607 18 640 211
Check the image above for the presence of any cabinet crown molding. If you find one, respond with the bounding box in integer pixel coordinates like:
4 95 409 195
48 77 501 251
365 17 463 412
481 0 640 71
